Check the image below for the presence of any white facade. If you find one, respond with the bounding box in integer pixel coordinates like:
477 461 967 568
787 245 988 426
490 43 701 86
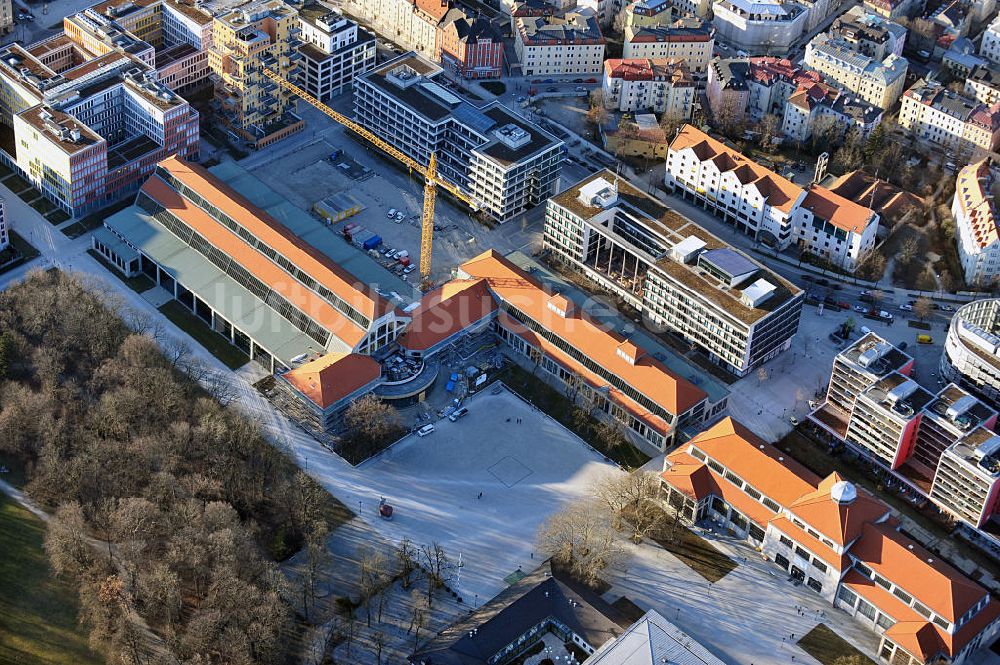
804 33 908 109
515 12 606 76
352 0 442 58
899 81 1000 158
983 15 1000 65
711 0 808 53
602 59 695 115
941 299 1000 410
953 160 1000 288
298 11 376 99
0 197 7 252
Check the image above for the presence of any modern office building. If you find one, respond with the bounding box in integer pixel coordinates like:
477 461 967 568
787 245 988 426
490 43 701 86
208 0 304 148
514 10 606 77
601 58 695 115
297 5 376 100
952 160 1000 288
622 17 715 78
665 126 879 269
0 20 200 217
94 155 403 371
544 170 803 377
899 80 1000 159
353 52 563 223
804 33 908 109
437 7 504 79
711 0 808 54
457 249 718 449
942 299 1000 409
660 417 1000 665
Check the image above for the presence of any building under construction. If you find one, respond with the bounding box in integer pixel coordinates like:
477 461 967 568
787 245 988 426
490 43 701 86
353 52 564 224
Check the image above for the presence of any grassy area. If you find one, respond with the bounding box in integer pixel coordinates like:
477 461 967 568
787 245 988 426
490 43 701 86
497 363 652 470
158 300 249 370
651 520 737 583
85 250 154 293
0 494 105 665
797 624 874 665
480 81 506 96
46 210 71 225
29 197 58 217
64 199 134 239
610 596 646 623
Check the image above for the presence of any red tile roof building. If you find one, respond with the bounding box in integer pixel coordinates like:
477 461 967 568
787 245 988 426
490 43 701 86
661 417 1000 665
666 125 879 269
276 353 383 431
437 8 504 79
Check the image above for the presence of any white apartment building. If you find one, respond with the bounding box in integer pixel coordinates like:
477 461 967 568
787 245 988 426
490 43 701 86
544 171 804 377
622 17 715 77
983 15 1000 65
931 428 1000 530
953 160 1000 288
942 299 1000 411
298 7 376 100
515 10 606 76
966 65 1000 106
354 53 563 223
804 33 908 109
899 80 1000 159
781 81 884 143
602 58 694 115
0 197 7 251
665 125 879 268
711 0 808 54
353 0 445 58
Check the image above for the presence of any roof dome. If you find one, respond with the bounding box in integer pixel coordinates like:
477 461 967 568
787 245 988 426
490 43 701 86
831 480 857 505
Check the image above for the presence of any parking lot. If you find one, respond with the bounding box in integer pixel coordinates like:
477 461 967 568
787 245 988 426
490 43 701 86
357 384 618 603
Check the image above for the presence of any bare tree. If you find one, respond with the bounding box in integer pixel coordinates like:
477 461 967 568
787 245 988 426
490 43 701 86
913 296 934 321
757 366 768 385
44 501 93 577
759 113 782 150
897 235 919 264
396 538 419 590
373 629 387 665
408 596 429 650
344 395 402 444
421 542 451 607
303 522 331 621
658 111 685 140
357 546 389 627
611 4 630 33
587 90 609 126
917 269 937 292
537 500 624 587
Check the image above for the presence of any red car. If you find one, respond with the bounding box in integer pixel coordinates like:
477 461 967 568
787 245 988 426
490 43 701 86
531 79 542 83
585 77 597 83
837 301 850 310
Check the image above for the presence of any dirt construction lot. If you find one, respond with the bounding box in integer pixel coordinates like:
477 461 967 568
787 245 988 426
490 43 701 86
247 122 542 285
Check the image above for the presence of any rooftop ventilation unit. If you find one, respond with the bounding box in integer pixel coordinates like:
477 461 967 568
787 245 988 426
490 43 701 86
493 123 531 149
387 65 421 89
947 394 978 421
670 235 706 264
577 177 618 209
741 278 776 308
857 340 891 368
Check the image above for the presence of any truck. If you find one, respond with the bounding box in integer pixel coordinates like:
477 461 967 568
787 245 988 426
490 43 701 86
362 234 382 251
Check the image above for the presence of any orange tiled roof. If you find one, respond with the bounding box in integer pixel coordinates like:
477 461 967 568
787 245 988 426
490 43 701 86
683 418 819 506
150 157 391 323
851 522 985 623
668 125 802 214
414 0 449 20
801 185 876 234
398 279 497 352
460 250 707 417
281 353 381 409
955 159 998 250
787 472 890 546
661 450 776 526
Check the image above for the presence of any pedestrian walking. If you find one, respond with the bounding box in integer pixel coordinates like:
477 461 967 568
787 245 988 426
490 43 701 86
478 491 483 499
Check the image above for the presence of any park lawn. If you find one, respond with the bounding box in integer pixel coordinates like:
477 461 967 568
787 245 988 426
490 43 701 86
158 300 249 370
652 520 737 583
797 624 874 665
0 494 105 665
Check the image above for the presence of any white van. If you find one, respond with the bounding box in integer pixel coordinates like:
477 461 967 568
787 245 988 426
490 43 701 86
861 325 872 335
417 424 435 437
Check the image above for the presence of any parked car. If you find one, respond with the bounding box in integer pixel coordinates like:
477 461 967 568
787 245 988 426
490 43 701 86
416 424 435 437
853 304 868 313
899 303 913 311
917 334 933 344
543 78 554 83
387 208 397 218
546 87 557 92
837 301 849 310
573 78 584 83
878 310 894 322
574 86 587 92
395 211 405 221
941 304 955 312
403 265 416 274
585 78 597 83
789 416 799 426
515 95 526 102
448 407 469 422
531 79 542 84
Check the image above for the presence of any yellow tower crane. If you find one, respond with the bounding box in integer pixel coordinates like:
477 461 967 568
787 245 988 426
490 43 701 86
261 67 478 288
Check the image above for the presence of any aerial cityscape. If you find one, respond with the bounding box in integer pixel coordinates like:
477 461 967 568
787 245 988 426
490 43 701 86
3 0 1000 660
